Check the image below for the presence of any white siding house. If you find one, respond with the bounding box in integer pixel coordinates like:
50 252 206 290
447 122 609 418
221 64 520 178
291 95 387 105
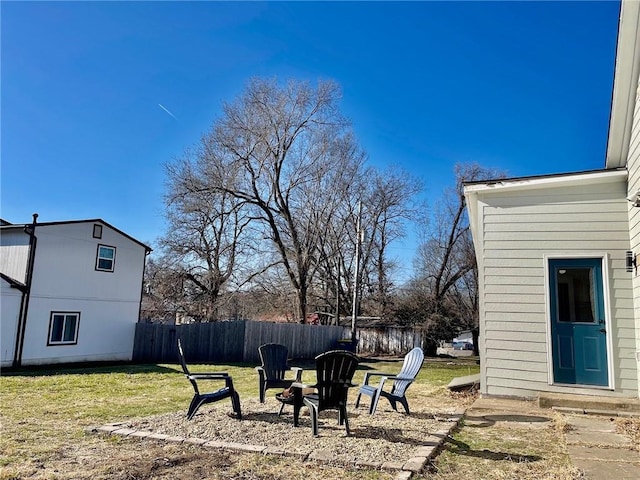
0 217 151 367
464 0 640 401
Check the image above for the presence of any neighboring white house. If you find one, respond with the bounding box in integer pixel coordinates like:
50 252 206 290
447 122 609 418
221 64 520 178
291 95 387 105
464 0 640 401
0 216 151 367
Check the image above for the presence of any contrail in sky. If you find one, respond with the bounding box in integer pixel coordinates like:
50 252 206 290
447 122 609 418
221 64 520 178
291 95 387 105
158 103 177 120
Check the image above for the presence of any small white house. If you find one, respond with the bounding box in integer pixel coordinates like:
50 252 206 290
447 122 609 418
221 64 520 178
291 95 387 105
0 216 151 367
464 0 640 401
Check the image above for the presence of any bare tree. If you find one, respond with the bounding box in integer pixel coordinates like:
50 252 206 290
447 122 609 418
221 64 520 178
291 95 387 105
153 156 256 321
403 162 505 354
359 167 422 317
154 78 422 324
196 78 366 322
310 166 422 324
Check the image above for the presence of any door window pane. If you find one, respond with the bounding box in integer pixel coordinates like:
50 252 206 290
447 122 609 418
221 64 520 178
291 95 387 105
556 267 595 323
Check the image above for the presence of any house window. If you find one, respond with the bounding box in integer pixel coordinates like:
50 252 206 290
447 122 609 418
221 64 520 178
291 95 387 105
96 244 116 272
48 312 80 345
93 224 103 239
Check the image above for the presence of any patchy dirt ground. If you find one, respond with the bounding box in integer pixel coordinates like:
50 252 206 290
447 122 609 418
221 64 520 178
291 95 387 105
15 436 394 480
10 391 473 480
113 394 468 466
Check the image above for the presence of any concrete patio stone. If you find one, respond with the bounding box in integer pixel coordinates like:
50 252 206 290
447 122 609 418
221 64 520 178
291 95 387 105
469 397 640 480
567 445 640 462
402 456 427 472
393 471 413 480
165 436 185 443
237 444 266 453
203 440 226 449
95 425 121 433
381 460 405 471
572 458 640 479
90 398 463 478
355 459 382 469
183 437 208 445
262 446 286 456
280 450 309 460
566 430 631 446
419 436 443 447
218 441 255 452
308 450 335 462
414 445 437 457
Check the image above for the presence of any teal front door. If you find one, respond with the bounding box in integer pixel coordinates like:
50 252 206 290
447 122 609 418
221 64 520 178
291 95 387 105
549 258 609 386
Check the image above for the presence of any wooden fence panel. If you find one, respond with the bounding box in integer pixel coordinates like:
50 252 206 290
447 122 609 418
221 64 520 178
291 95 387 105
133 322 425 363
133 320 348 364
242 322 349 364
178 321 246 363
132 323 175 362
356 327 423 356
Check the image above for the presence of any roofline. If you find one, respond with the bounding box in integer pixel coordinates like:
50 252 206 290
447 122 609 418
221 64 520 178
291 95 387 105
606 0 640 169
0 272 26 292
0 218 152 252
463 167 627 193
463 167 628 268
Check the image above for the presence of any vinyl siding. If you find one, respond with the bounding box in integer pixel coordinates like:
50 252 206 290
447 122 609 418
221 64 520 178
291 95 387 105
476 178 638 398
19 222 147 365
627 76 640 399
0 278 21 367
0 229 29 283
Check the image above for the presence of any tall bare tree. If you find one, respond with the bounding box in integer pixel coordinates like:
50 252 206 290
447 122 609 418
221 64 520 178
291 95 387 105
154 157 256 321
400 162 505 354
359 167 422 317
195 78 366 322
154 78 422 324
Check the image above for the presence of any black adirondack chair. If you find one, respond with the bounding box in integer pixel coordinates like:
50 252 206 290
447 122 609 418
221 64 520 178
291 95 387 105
355 346 424 415
296 350 360 436
177 338 242 420
256 343 302 408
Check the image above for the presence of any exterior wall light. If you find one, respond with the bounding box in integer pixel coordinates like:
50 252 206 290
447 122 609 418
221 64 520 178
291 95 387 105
626 189 640 207
626 250 636 273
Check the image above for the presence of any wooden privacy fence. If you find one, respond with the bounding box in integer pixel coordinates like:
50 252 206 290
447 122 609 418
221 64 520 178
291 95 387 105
132 321 425 364
356 326 425 356
242 321 348 364
133 320 350 364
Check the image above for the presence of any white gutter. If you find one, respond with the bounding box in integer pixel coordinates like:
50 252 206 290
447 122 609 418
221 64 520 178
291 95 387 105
463 168 627 195
606 0 640 169
463 168 628 255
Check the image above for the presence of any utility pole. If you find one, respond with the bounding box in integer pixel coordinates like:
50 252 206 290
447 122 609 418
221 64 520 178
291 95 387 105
351 201 362 343
335 259 341 326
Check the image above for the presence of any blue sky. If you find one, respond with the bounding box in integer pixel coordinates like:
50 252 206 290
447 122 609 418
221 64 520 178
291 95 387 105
1 1 621 281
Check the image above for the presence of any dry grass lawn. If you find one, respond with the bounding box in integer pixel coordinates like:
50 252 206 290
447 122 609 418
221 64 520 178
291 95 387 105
1 358 475 479
426 411 583 480
1 356 614 480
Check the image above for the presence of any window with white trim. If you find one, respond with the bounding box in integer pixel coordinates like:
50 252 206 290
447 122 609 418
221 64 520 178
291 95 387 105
48 312 80 345
96 244 116 272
